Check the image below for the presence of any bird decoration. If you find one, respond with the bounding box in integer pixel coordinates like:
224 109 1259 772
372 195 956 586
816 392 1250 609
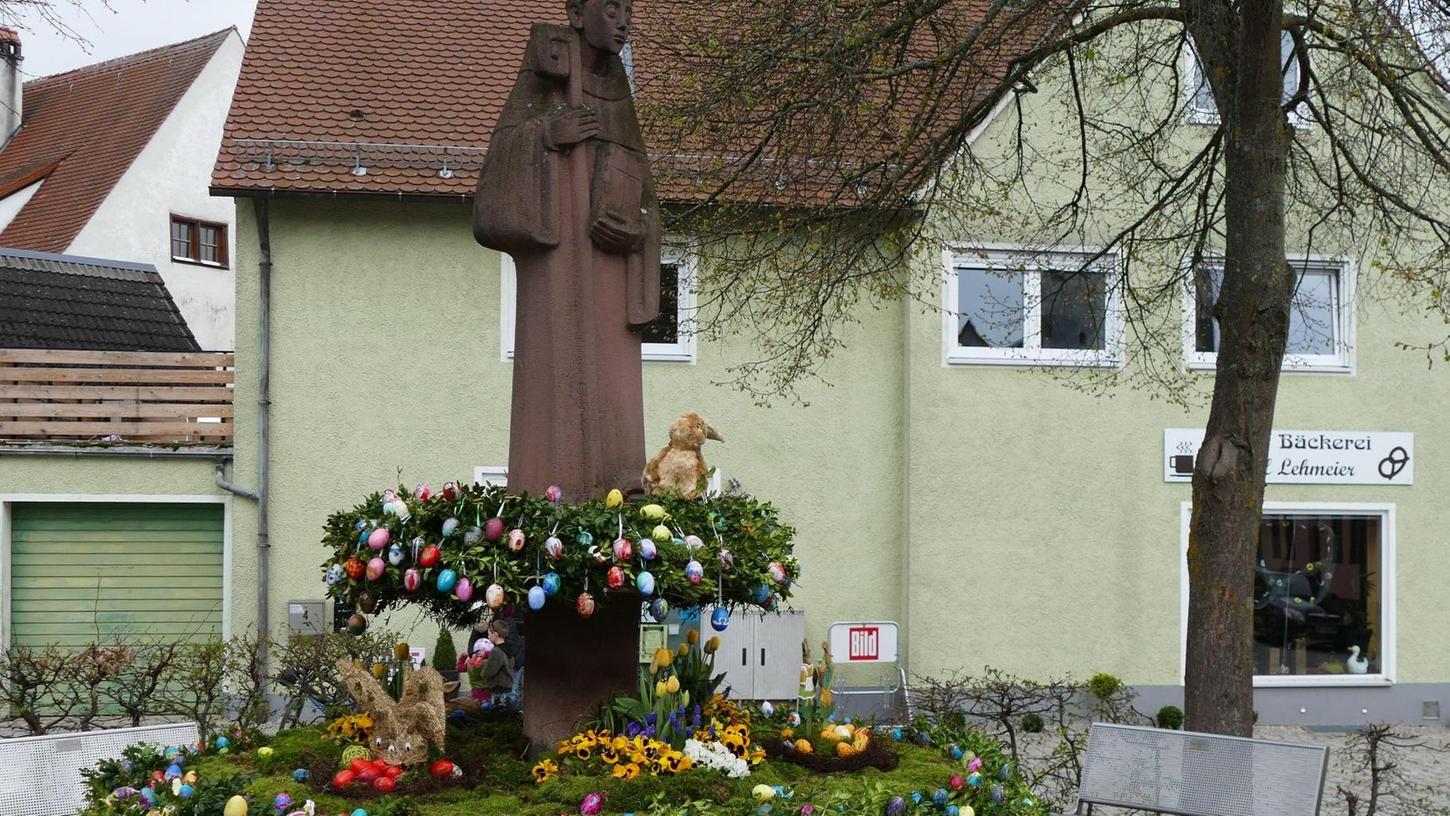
642 412 723 498
1346 645 1370 675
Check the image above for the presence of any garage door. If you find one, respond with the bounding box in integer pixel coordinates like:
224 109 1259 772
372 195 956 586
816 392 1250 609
9 502 224 648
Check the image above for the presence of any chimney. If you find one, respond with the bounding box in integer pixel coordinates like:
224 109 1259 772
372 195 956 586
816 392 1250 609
0 27 21 145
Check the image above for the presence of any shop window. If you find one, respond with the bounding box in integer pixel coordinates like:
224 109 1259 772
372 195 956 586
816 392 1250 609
500 250 697 362
170 214 228 268
1183 256 1353 372
944 247 1123 367
1254 512 1386 681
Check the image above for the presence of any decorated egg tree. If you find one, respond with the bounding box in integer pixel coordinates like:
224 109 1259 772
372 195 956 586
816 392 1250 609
322 479 798 752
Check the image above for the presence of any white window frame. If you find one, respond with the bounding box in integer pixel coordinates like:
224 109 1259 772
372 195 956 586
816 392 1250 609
1181 253 1355 374
941 244 1125 368
499 245 698 363
474 466 508 487
1183 34 1310 126
1178 501 1397 688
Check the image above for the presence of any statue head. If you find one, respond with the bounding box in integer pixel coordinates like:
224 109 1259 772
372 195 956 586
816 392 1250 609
567 0 632 55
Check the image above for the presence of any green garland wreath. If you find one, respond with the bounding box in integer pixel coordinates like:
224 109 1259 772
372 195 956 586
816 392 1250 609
322 481 799 629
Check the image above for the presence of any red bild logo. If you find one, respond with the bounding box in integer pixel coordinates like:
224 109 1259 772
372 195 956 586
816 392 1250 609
848 626 879 661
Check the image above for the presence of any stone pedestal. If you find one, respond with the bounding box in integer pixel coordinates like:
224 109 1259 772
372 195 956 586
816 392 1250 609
523 599 640 754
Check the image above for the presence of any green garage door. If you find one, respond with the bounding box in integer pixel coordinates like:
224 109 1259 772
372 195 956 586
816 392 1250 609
9 503 224 648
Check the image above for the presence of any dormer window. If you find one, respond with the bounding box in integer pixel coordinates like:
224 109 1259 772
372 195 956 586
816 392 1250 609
171 214 228 268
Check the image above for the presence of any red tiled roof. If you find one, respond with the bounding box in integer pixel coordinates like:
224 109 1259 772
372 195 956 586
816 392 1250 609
0 27 20 46
0 30 232 252
214 1 1040 201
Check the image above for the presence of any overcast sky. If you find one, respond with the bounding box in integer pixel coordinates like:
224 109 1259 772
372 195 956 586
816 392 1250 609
9 0 257 79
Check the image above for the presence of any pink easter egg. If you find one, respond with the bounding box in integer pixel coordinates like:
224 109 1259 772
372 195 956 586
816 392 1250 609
484 517 505 542
403 568 422 592
613 537 632 561
365 557 386 581
367 528 390 551
455 577 474 602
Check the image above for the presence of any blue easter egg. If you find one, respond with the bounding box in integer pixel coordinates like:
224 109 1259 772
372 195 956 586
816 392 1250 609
949 744 963 760
967 773 982 788
179 784 195 798
163 746 179 759
990 785 1004 804
636 571 656 596
577 531 594 547
357 528 369 545
528 585 547 610
998 763 1012 781
650 597 669 622
752 585 770 604
757 806 773 816
387 544 404 565
710 606 730 631
946 808 959 816
933 789 948 807
165 764 182 779
214 736 230 749
916 731 931 746
292 768 310 783
910 792 922 804
890 727 903 741
352 810 369 816
542 571 562 595
436 568 458 592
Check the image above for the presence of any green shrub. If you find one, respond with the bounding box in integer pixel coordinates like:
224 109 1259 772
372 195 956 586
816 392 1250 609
1086 673 1123 701
1155 705 1185 730
1021 713 1045 733
432 626 457 673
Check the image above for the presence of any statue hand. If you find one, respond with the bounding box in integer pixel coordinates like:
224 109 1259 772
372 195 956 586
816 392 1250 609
590 213 644 253
544 106 600 150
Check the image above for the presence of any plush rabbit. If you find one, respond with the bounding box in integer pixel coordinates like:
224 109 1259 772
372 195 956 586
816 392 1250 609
336 658 448 766
642 412 724 498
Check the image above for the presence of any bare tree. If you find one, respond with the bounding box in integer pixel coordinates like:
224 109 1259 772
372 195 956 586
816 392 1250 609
0 1 114 45
638 0 1450 735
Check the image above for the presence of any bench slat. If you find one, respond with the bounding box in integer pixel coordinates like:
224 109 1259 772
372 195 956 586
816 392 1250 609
1077 723 1327 816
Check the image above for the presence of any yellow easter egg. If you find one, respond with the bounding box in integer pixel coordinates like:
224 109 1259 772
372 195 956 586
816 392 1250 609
640 504 667 520
257 746 274 758
794 738 814 754
752 784 776 802
223 795 249 816
606 489 624 508
835 741 856 758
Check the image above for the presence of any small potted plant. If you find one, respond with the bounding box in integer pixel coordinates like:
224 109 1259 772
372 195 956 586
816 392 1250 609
432 625 459 684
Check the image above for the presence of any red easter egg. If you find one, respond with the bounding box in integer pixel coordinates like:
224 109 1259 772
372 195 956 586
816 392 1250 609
430 759 455 779
344 558 365 580
332 769 356 789
484 517 505 541
419 545 440 567
373 776 397 793
356 769 376 785
349 757 372 775
606 565 626 589
384 764 404 778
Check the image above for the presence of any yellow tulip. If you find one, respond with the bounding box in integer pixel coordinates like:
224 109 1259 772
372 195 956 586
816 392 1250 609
687 629 699 645
393 642 410 660
677 643 689 657
370 662 386 680
653 647 673 668
655 680 667 696
820 688 833 708
705 636 720 654
666 676 681 694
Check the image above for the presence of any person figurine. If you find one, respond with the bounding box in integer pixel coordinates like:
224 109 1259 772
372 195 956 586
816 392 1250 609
474 0 660 502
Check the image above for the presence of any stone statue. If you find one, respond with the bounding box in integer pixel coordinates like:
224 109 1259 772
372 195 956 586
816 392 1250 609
474 0 661 504
472 0 659 755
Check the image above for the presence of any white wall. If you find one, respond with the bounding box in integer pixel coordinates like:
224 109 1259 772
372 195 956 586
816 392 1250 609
0 178 42 233
68 31 244 350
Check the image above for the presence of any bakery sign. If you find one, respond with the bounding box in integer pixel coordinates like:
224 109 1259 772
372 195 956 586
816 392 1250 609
1164 428 1414 486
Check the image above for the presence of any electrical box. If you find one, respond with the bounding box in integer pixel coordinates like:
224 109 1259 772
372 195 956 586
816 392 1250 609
696 608 804 700
288 600 326 636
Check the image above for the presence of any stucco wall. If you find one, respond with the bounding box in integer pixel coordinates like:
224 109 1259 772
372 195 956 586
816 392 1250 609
229 198 907 674
69 31 245 351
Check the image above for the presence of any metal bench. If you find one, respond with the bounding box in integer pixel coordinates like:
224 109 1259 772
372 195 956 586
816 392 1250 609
1063 722 1329 816
0 722 200 816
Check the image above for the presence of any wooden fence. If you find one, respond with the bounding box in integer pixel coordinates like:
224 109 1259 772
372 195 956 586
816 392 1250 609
0 349 234 445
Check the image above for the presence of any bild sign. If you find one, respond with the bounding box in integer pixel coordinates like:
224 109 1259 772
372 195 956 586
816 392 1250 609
1164 428 1413 486
828 621 899 663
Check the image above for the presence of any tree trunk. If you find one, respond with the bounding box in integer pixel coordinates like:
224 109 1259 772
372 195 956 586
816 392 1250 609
522 599 640 755
1184 0 1295 736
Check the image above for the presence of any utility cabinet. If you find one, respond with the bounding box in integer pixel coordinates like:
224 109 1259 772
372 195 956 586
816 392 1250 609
697 608 804 700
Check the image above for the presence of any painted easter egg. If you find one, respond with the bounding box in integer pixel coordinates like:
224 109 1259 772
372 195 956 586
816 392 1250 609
344 558 365 580
718 549 734 570
767 561 787 583
222 795 248 816
613 537 633 561
381 489 398 505
542 571 562 595
274 792 293 812
949 744 964 760
581 792 605 816
761 701 775 717
454 577 474 603
215 736 230 749
753 785 776 803
387 544 404 566
752 585 770 604
508 529 526 552
403 568 422 592
933 789 949 807
966 772 982 788
577 530 594 547
325 564 345 585
352 810 369 816
436 569 458 593
607 565 626 589
544 536 564 560
463 526 483 545
886 796 906 816
528 585 547 610
605 489 624 508
684 534 704 551
139 789 156 808
685 561 704 584
373 776 396 793
111 787 139 802
636 571 655 596
442 517 460 538
292 768 309 783
545 485 563 503
948 774 964 790
649 597 669 622
358 590 378 613
641 503 667 520
414 483 433 502
576 592 595 617
165 764 182 779
998 763 1012 781
484 517 505 542
366 558 386 581
651 525 671 543
441 481 461 501
486 583 505 608
347 614 367 635
640 539 658 560
989 785 1004 804
710 606 730 632
419 545 440 567
430 759 456 779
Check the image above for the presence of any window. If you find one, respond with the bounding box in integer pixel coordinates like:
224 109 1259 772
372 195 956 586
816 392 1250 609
1180 503 1395 687
1183 256 1353 372
500 249 697 362
1187 32 1304 123
170 215 228 268
943 246 1123 367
